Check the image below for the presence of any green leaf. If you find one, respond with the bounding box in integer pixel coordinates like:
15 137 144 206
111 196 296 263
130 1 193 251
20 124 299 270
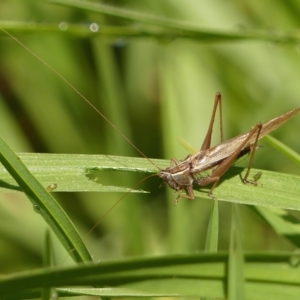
0 137 92 263
0 153 159 193
264 135 300 167
46 0 300 43
1 153 299 211
254 206 300 248
204 200 219 252
41 230 55 300
194 167 300 210
228 205 245 300
1 253 300 299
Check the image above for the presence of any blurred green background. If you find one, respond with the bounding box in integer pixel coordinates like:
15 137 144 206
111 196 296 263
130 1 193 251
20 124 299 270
0 0 300 273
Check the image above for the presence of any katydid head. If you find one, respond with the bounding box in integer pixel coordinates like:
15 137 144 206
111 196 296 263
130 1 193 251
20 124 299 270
159 169 181 192
158 165 195 200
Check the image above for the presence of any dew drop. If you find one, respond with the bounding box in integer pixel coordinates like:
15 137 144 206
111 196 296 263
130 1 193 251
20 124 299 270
33 203 41 214
90 22 100 32
59 22 68 31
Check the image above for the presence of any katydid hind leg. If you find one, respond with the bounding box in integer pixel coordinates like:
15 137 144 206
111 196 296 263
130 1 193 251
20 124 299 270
201 93 224 150
199 122 262 198
242 123 262 183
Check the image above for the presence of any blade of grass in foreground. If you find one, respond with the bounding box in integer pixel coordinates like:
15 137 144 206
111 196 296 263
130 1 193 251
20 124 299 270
1 253 300 299
0 136 92 263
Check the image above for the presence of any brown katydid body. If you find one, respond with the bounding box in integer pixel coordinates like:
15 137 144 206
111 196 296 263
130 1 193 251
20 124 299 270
159 93 300 201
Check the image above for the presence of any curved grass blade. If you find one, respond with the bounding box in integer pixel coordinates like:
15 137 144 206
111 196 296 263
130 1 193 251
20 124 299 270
254 206 300 248
0 136 92 263
1 253 300 299
264 135 300 166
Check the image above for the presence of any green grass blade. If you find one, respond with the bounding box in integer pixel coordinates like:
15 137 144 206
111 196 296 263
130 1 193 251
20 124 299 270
47 0 300 43
228 205 245 300
264 135 300 166
1 253 300 299
0 136 92 263
194 167 300 210
204 200 219 252
1 153 299 210
2 19 300 43
254 206 300 248
0 153 159 193
41 230 54 300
